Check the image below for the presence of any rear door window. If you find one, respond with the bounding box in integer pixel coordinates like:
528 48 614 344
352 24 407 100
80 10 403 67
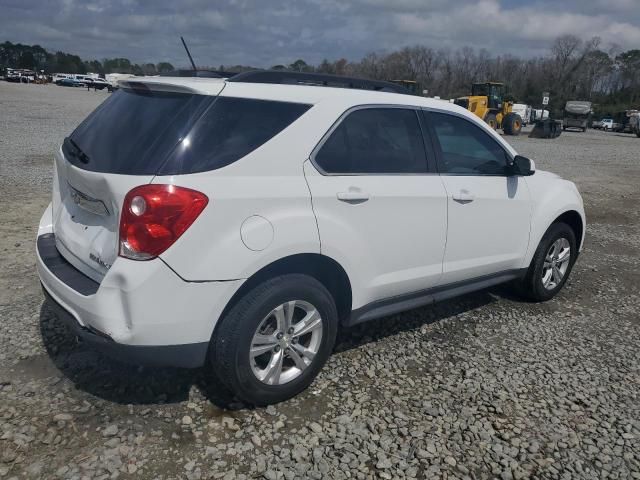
314 108 428 174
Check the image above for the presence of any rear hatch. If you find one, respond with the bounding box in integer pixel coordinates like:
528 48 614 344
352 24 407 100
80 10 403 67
52 80 222 282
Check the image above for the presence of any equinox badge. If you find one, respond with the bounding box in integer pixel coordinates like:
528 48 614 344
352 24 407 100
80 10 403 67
89 253 111 270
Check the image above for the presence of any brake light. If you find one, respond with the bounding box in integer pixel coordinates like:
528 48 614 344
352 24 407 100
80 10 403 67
119 184 208 260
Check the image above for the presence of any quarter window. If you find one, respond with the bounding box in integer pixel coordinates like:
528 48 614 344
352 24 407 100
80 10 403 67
314 108 428 174
162 97 311 174
429 112 510 175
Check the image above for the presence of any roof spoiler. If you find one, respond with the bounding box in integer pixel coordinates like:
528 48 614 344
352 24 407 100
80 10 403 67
117 79 213 95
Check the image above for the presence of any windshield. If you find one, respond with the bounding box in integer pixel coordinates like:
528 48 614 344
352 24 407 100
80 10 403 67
472 84 489 96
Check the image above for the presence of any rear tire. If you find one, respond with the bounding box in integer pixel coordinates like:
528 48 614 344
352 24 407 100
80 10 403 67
503 113 523 136
517 222 577 302
211 274 338 406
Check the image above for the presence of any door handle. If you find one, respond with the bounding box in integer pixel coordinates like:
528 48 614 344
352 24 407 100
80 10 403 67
452 190 475 203
337 190 369 203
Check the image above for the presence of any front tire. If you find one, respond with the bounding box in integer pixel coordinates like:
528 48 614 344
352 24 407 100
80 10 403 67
211 274 338 406
518 222 577 302
503 113 523 135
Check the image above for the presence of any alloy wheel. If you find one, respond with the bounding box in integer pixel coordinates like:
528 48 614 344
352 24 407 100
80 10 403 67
249 300 323 385
542 238 571 290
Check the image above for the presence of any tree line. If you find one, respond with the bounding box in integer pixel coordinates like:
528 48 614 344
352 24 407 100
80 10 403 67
226 36 640 116
3 36 639 115
0 41 174 76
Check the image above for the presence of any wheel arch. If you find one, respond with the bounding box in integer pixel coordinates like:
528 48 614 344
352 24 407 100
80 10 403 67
525 207 585 269
553 210 584 249
217 253 353 331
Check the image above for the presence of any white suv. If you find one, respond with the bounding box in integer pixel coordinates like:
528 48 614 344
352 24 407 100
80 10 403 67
37 71 585 405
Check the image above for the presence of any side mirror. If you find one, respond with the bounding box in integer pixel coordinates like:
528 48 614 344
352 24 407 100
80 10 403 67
509 155 535 176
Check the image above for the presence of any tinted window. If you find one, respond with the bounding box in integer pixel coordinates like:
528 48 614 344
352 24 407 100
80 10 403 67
65 88 212 175
315 108 427 174
430 112 509 175
64 90 310 175
162 97 311 174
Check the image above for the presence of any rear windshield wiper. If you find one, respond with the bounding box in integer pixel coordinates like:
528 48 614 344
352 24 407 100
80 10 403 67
64 137 90 164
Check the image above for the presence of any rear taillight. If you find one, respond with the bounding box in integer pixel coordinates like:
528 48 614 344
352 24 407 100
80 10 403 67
119 184 208 260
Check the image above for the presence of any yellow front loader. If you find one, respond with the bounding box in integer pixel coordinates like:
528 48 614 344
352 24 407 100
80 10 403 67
454 82 522 135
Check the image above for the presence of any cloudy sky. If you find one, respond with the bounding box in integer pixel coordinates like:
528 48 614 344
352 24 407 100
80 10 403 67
2 0 640 67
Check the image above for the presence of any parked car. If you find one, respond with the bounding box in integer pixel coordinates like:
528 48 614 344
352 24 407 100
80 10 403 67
591 119 603 129
36 72 585 405
85 78 113 91
5 68 35 83
73 74 92 85
615 110 638 134
56 77 83 87
53 73 72 83
601 118 614 131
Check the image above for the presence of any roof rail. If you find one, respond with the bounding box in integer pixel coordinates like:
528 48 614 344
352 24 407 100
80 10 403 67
227 70 411 95
160 69 239 78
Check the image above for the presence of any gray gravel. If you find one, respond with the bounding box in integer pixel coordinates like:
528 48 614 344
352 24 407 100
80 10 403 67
1 81 639 479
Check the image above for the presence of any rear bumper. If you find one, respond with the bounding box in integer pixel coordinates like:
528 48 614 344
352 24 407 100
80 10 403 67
36 204 243 368
563 119 586 128
42 286 208 368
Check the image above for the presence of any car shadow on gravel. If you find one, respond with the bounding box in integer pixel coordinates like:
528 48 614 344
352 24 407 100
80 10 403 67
38 301 241 409
335 287 503 353
38 286 513 409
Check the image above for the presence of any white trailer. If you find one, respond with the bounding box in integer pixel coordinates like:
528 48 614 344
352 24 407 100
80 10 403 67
512 104 532 125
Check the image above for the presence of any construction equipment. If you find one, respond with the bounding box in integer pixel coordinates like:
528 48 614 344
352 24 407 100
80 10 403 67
563 101 592 132
529 118 562 138
627 111 640 137
454 82 523 135
389 80 421 95
529 90 562 139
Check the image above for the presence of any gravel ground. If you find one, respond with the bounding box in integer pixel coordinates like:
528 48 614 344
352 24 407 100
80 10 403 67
0 81 639 480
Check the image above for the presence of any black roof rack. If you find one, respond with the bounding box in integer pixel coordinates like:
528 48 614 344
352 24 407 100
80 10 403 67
160 69 238 78
227 71 411 95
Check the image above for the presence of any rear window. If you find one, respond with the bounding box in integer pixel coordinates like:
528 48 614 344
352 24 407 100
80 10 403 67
64 88 311 175
65 88 212 175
